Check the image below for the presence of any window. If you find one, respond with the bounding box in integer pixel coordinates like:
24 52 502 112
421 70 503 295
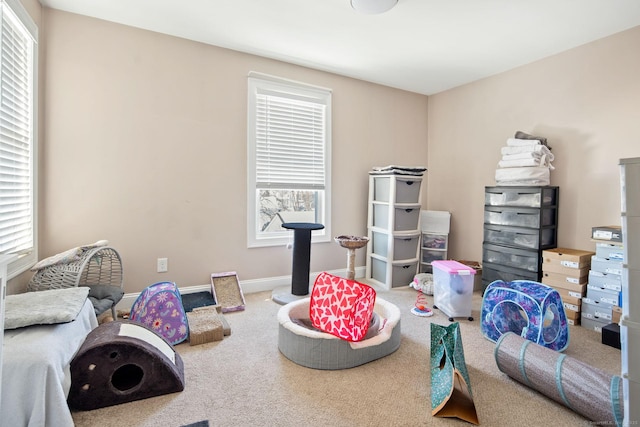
0 0 38 278
247 73 331 247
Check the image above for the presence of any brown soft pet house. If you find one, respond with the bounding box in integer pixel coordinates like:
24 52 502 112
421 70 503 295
68 320 185 410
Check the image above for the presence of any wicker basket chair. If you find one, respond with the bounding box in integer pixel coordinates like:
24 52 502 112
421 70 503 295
28 246 124 318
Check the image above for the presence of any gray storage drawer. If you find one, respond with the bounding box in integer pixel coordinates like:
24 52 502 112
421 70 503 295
373 176 422 204
482 243 540 272
483 224 557 250
371 231 419 260
485 186 558 208
481 261 539 285
484 205 557 228
373 204 420 231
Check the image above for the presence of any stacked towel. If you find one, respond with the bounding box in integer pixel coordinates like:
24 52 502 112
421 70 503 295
369 165 427 176
495 132 553 186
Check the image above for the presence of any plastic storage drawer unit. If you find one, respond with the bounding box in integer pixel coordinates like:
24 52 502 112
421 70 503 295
431 260 476 321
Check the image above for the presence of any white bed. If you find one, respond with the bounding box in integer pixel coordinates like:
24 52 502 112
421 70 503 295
1 297 98 427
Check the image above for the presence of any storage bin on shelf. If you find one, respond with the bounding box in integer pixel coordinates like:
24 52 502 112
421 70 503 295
419 210 450 273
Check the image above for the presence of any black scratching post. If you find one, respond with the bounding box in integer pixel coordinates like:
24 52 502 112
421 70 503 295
272 222 324 305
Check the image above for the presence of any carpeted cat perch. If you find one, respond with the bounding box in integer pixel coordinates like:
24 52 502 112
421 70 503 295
494 332 623 426
68 320 185 410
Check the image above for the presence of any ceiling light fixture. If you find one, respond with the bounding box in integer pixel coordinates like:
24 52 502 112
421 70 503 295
350 0 398 15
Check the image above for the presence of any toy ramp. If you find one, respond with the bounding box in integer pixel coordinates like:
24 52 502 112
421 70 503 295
481 280 569 351
495 332 623 426
68 321 185 410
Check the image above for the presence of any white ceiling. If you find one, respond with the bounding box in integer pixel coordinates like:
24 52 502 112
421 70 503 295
39 0 640 95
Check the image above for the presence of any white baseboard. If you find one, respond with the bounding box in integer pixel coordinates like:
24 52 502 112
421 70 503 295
116 266 364 312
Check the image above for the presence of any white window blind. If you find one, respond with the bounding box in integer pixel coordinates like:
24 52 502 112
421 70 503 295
0 0 37 276
247 73 331 247
255 93 326 190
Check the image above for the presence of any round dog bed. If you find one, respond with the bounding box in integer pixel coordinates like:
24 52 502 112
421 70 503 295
277 297 401 370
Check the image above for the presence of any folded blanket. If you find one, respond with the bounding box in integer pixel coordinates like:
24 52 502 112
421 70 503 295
30 240 109 271
498 158 555 170
501 144 552 156
495 166 550 186
506 138 542 147
4 287 89 329
514 130 548 146
502 149 554 163
370 165 427 176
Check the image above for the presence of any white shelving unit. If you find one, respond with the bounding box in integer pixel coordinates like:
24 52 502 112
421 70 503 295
620 157 640 427
366 174 422 289
419 210 451 273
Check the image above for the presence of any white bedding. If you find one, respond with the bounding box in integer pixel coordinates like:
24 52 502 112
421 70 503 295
1 299 98 427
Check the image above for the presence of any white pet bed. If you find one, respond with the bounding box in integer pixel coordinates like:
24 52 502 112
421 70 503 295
277 297 401 370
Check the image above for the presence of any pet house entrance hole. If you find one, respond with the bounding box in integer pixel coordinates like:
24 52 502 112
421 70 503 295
112 363 144 392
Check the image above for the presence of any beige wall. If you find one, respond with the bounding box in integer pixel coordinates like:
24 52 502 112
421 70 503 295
12 3 639 295
427 25 640 264
26 9 428 294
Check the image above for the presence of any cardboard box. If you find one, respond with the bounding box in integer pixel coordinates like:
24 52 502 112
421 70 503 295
567 317 581 326
541 262 590 277
542 270 588 285
564 307 581 321
613 306 622 324
592 225 623 242
541 274 587 295
559 292 582 306
542 248 595 269
553 286 585 301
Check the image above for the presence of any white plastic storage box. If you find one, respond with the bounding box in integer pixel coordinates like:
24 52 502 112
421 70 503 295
588 270 622 292
595 242 624 261
591 256 623 276
622 215 640 267
371 231 420 260
581 316 609 333
421 249 447 264
622 268 640 322
620 157 640 216
581 298 613 322
431 260 476 320
373 176 422 204
621 317 640 383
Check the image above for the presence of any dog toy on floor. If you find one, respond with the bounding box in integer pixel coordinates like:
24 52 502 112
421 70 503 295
411 291 433 317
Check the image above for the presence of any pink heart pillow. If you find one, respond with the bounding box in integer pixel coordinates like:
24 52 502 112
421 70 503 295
310 272 376 342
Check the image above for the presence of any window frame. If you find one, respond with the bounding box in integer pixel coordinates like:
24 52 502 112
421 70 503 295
0 0 38 279
246 72 331 248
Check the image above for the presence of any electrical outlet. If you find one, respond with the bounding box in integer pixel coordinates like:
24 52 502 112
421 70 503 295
157 257 168 273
